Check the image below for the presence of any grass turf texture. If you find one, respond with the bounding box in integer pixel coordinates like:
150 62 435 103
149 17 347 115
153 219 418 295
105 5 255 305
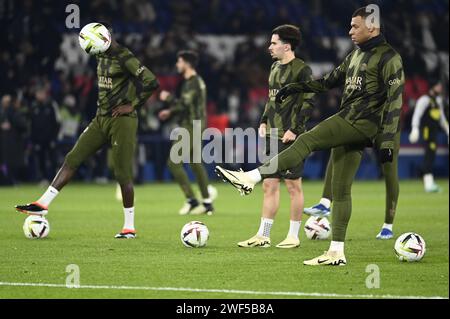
0 180 448 299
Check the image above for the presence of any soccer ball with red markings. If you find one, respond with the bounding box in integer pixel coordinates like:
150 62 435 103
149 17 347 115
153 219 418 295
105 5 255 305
394 232 426 262
79 22 111 55
304 216 331 240
180 221 209 248
23 215 50 239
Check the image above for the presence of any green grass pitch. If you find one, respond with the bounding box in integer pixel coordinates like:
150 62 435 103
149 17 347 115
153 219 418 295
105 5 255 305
0 180 448 299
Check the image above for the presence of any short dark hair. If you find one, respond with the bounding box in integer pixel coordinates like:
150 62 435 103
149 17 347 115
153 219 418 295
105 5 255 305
272 24 301 51
177 50 199 68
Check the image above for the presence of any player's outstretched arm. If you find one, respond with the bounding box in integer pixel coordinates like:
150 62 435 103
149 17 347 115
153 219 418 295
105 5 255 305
275 52 353 103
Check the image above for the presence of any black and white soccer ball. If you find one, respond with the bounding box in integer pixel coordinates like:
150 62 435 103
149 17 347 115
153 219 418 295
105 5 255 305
394 232 426 262
180 221 209 248
79 22 111 55
304 216 331 240
23 215 50 239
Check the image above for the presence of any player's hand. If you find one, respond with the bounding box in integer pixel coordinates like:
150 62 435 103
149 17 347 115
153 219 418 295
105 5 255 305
258 123 267 137
112 104 133 117
159 90 171 101
408 127 420 144
158 109 171 121
275 84 301 104
379 148 394 163
281 129 296 143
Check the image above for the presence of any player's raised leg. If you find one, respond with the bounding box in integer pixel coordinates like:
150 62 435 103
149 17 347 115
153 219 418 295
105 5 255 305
15 118 107 216
216 114 369 195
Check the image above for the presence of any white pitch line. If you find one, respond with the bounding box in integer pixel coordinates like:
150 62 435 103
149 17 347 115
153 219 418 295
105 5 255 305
0 282 446 299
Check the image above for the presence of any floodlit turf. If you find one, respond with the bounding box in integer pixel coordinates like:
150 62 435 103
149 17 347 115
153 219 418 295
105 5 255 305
0 180 448 299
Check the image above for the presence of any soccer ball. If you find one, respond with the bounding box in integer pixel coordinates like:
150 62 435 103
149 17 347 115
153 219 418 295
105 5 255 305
394 232 426 262
23 215 50 239
180 221 209 248
304 216 331 240
78 22 111 55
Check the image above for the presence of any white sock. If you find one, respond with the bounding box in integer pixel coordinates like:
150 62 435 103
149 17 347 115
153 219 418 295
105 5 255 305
382 223 393 231
423 174 434 189
319 198 331 209
123 207 135 231
257 217 273 237
288 220 301 239
247 169 262 184
329 241 344 253
203 197 212 204
36 186 59 207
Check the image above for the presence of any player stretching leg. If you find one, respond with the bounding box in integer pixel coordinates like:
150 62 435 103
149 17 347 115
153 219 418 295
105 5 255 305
158 51 217 216
305 131 401 240
237 25 315 248
15 23 159 239
216 6 404 265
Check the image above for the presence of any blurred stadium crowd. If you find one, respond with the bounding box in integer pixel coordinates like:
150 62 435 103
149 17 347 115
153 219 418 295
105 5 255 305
0 0 448 184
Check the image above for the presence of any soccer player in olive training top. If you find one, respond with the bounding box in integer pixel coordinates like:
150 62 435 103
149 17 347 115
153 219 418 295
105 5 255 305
159 50 216 216
216 6 404 265
409 81 449 193
238 25 314 249
15 24 159 239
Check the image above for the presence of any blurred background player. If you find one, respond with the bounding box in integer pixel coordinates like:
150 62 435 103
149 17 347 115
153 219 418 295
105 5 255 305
158 50 217 215
15 23 159 239
409 81 449 192
237 25 314 249
0 94 28 185
29 87 60 186
216 6 404 266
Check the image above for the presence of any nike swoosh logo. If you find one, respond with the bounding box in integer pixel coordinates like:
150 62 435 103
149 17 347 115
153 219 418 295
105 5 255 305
317 259 329 264
226 171 239 180
244 241 269 246
216 169 235 184
221 172 244 188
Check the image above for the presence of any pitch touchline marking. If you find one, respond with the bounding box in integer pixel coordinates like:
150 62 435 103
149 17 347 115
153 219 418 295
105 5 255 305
0 282 446 299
